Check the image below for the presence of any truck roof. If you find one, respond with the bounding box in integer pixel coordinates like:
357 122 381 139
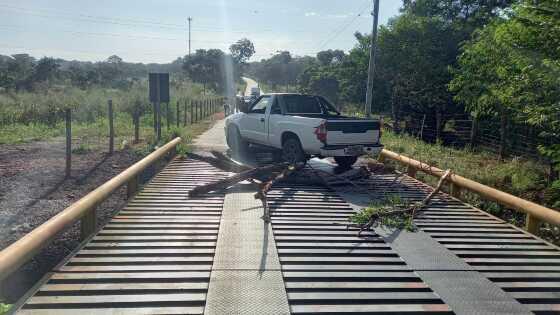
262 93 305 96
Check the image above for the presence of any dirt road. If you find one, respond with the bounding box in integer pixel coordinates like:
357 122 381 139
242 77 262 96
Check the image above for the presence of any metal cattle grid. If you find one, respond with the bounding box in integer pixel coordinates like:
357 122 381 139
268 181 453 314
12 158 231 315
358 172 560 315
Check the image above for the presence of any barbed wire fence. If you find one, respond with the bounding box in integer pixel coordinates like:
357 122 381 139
0 96 224 179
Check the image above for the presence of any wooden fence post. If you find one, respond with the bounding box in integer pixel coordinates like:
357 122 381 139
166 102 170 131
499 109 508 159
133 108 140 144
470 116 478 149
153 103 157 134
156 102 161 142
108 100 114 155
176 101 180 128
65 109 71 178
184 100 187 127
190 99 194 124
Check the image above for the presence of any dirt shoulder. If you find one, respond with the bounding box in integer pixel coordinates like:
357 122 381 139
0 115 225 303
0 139 144 302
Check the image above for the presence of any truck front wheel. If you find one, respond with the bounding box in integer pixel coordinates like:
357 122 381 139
334 156 358 168
282 138 306 164
228 126 248 155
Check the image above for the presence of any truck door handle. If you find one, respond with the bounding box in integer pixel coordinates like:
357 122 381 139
260 118 265 122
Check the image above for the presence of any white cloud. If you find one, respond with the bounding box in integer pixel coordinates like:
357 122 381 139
305 12 318 17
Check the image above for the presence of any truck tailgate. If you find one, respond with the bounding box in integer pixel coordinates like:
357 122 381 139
325 119 380 145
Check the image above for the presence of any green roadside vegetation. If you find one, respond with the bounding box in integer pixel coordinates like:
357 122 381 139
0 81 208 145
379 130 560 244
0 303 10 315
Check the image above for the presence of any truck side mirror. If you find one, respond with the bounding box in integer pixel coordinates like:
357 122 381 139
239 102 249 113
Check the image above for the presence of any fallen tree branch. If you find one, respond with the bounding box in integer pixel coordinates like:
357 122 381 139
349 169 452 236
210 150 251 172
188 163 289 197
254 163 302 222
186 152 246 173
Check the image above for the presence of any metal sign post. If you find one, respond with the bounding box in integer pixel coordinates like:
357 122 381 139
149 73 170 142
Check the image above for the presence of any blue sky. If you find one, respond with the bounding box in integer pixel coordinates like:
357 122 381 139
0 0 402 63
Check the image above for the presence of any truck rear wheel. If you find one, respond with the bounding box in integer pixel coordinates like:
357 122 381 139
334 156 358 168
282 138 306 164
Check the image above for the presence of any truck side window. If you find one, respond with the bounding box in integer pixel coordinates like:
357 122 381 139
270 99 281 114
249 96 270 114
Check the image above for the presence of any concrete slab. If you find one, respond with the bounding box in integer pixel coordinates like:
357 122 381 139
205 190 289 315
192 119 228 152
212 191 280 270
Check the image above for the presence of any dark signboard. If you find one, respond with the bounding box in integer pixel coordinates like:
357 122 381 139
149 73 170 103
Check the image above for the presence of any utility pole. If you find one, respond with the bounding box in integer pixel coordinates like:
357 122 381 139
365 0 379 117
187 17 192 55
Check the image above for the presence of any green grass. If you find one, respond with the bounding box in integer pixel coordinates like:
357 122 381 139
377 130 560 241
0 303 11 315
0 122 64 144
0 80 222 147
381 130 547 198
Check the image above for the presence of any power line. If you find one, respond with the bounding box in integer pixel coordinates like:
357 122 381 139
0 24 313 45
0 3 312 35
315 0 371 51
0 43 185 59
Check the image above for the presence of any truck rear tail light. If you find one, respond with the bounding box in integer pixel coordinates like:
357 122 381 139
314 120 327 143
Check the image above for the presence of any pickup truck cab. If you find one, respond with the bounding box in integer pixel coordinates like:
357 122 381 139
225 93 383 167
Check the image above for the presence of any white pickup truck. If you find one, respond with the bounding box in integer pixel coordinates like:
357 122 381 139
225 93 383 167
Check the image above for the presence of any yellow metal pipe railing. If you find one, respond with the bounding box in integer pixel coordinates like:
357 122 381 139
0 137 182 281
379 149 560 233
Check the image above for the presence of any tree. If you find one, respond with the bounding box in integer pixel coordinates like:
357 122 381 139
7 54 35 90
316 50 345 66
451 0 560 165
33 57 59 83
402 0 515 28
106 55 123 65
229 38 255 64
374 14 462 139
183 49 240 94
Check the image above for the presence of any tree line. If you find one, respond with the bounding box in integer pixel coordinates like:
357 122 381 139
0 38 255 95
249 0 558 181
